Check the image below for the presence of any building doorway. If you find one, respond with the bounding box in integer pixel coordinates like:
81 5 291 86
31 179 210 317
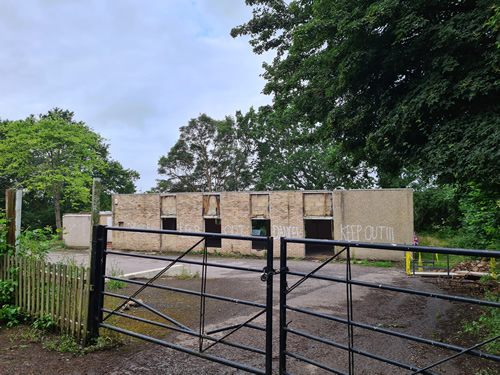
304 219 333 257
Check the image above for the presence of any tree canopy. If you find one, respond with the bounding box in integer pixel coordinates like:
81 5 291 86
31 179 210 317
232 0 500 190
155 113 253 192
240 106 373 190
0 108 139 231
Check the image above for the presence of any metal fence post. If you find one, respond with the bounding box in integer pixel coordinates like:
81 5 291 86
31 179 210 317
265 237 274 375
88 224 107 340
279 237 287 374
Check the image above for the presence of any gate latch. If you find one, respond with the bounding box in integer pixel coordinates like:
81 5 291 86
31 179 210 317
260 266 284 282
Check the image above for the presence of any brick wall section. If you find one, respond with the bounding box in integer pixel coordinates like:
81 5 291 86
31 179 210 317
162 193 205 253
270 191 304 258
250 194 270 218
112 194 160 251
160 195 176 216
112 189 413 260
303 192 333 217
333 189 413 261
220 192 252 254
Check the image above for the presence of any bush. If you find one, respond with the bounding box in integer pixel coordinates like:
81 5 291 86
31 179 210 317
0 211 62 327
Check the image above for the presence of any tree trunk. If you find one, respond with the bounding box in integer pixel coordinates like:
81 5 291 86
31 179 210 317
53 183 63 240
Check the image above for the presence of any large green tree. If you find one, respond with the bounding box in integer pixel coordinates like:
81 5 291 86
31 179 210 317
232 0 500 190
240 106 373 190
93 143 140 211
0 108 139 232
156 113 253 192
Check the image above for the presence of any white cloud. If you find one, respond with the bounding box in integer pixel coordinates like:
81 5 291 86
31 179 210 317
0 0 272 192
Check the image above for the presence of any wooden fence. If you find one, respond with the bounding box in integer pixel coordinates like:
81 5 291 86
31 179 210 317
0 254 91 345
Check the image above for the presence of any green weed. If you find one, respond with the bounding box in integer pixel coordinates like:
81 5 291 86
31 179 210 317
175 268 200 280
461 289 500 355
43 334 83 355
106 262 127 290
352 259 393 267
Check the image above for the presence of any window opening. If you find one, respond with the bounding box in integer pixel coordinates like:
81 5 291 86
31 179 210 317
205 218 221 248
251 219 270 250
203 195 220 217
162 218 177 231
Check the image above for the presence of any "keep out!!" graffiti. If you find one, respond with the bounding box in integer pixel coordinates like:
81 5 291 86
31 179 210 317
340 224 395 243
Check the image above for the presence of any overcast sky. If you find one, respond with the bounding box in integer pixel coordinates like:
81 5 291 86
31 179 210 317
0 0 272 192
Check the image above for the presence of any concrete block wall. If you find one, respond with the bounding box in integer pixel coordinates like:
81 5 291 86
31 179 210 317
63 214 91 248
269 191 304 258
221 192 252 254
160 195 176 216
162 193 205 253
333 189 413 261
250 194 270 218
303 192 333 217
112 189 413 260
112 194 161 251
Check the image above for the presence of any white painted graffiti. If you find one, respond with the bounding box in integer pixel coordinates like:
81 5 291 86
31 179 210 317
178 224 201 238
272 225 301 238
179 224 201 233
340 224 395 243
223 225 249 236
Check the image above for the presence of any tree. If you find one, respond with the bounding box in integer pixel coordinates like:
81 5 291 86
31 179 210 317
232 0 500 190
241 106 373 190
0 108 138 233
156 113 254 192
93 143 140 210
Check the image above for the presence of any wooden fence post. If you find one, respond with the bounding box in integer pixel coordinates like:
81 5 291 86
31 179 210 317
15 189 22 251
5 189 15 250
89 178 101 253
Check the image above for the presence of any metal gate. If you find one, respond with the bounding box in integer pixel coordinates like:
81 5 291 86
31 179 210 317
89 225 274 375
279 237 500 374
89 226 500 374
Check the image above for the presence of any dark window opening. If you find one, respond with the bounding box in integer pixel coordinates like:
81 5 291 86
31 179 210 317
304 219 333 256
205 218 221 248
162 217 177 231
118 221 124 227
252 219 270 250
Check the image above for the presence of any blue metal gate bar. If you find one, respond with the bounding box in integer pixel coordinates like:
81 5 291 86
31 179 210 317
279 237 500 374
89 225 274 375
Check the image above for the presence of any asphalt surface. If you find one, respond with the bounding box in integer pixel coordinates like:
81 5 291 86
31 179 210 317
48 248 271 279
43 248 478 374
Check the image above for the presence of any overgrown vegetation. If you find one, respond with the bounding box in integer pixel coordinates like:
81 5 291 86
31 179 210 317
106 262 127 290
352 259 393 268
459 284 500 356
175 268 200 280
7 314 123 356
0 210 63 327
